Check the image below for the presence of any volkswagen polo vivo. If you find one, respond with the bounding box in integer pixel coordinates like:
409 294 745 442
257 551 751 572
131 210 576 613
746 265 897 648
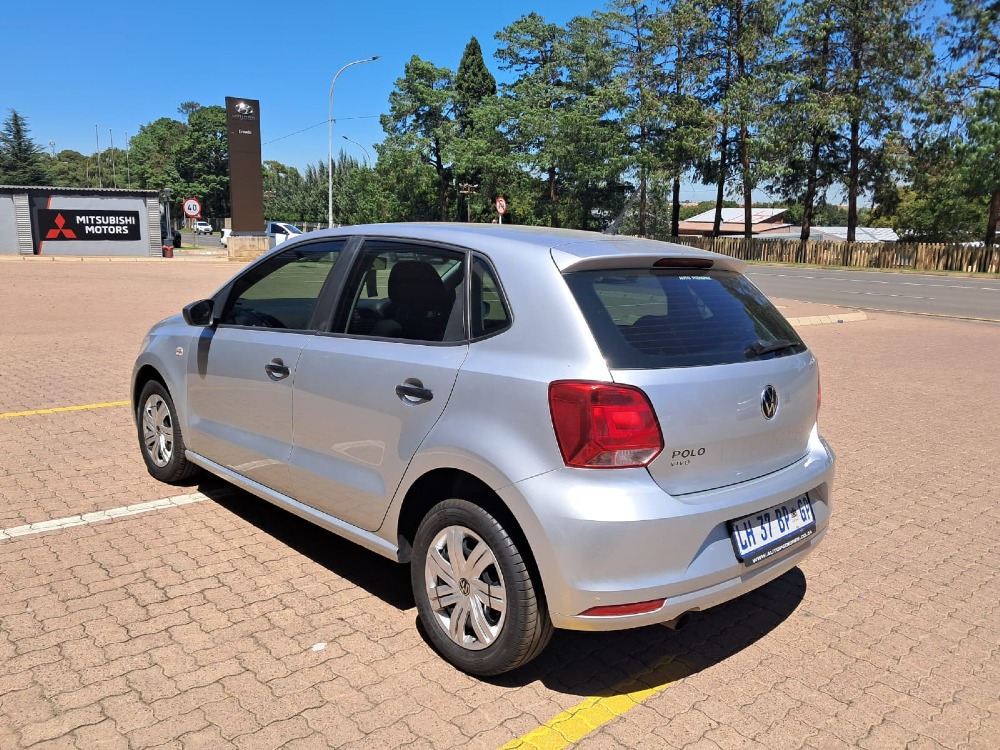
133 223 834 675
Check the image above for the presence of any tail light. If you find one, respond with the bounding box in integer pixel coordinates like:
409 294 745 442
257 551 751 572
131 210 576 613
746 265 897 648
548 381 663 468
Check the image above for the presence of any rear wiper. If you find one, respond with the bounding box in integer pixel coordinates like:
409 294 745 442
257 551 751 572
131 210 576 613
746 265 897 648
745 338 797 357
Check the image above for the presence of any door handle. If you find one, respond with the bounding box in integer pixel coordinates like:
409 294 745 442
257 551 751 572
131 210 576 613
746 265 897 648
395 383 433 402
265 358 290 381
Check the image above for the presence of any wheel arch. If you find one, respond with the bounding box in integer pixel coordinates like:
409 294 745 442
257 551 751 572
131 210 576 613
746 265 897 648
132 364 167 414
394 469 545 599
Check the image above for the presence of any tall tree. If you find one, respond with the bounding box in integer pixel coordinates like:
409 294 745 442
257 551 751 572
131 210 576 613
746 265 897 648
495 12 624 228
0 109 49 185
455 37 497 134
656 0 715 236
381 56 456 221
958 91 1000 248
603 0 663 235
705 0 784 239
454 37 499 221
174 105 230 219
836 0 930 240
769 0 848 242
128 117 186 196
43 150 96 188
943 0 1000 246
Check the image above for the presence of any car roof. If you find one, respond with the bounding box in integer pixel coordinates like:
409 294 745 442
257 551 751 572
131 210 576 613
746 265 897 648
295 223 745 273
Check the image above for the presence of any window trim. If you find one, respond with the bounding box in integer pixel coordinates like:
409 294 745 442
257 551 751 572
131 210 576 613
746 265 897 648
322 237 471 346
213 238 351 334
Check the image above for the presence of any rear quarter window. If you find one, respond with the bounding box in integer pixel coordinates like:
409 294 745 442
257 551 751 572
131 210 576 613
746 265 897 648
563 268 805 368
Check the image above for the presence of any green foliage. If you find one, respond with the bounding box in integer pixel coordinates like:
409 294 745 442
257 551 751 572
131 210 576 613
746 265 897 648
6 0 995 245
174 105 230 219
455 37 496 135
381 56 457 220
43 150 96 188
0 109 49 185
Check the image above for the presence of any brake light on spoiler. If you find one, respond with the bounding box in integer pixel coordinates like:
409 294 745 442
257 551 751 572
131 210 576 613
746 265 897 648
653 257 714 269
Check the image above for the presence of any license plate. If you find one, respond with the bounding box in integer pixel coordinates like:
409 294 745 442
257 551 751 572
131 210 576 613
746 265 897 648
729 494 816 566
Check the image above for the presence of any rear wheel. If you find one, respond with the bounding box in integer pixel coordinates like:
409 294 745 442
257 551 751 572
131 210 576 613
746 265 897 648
411 498 552 676
137 381 199 483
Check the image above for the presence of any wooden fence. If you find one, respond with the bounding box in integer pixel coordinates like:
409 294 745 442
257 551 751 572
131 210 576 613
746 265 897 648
661 236 1000 274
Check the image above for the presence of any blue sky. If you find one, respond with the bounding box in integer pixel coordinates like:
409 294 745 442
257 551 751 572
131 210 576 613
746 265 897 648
3 1 595 182
4 1 953 205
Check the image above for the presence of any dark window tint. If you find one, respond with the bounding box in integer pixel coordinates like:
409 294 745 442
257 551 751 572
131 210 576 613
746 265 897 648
219 242 344 330
471 256 511 338
338 241 466 343
564 269 806 368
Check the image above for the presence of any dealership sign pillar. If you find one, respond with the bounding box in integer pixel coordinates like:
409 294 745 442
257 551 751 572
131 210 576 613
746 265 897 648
225 96 269 261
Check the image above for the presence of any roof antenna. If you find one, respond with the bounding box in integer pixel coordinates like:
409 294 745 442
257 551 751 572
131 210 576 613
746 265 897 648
604 189 640 235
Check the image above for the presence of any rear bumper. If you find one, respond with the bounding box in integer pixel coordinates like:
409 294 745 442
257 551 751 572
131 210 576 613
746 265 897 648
499 427 834 631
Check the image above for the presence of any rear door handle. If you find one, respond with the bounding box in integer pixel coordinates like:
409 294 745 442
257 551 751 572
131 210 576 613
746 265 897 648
395 383 433 402
265 358 290 381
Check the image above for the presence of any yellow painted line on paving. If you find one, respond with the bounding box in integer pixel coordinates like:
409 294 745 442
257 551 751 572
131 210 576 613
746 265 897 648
500 656 691 749
0 400 130 419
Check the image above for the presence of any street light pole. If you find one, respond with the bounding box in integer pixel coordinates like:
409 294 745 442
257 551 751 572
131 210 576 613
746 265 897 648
341 135 371 167
329 55 380 228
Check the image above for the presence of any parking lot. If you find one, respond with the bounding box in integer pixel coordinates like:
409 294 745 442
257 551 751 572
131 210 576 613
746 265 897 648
1 257 997 749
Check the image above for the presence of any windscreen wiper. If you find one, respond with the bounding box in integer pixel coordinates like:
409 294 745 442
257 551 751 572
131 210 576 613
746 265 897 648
745 338 797 357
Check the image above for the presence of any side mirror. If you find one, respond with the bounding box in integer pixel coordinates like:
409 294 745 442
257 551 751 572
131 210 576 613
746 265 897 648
183 299 216 327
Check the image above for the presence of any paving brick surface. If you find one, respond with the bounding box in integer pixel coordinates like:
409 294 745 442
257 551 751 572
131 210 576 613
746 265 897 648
1 262 997 749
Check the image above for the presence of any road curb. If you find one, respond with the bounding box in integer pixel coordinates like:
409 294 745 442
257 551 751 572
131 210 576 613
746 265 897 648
786 311 868 327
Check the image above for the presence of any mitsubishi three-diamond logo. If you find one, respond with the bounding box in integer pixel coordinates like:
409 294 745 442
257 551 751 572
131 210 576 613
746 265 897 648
45 213 77 239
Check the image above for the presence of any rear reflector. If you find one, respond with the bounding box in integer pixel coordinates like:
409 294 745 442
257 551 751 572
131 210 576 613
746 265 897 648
580 599 666 617
653 257 713 269
549 381 663 468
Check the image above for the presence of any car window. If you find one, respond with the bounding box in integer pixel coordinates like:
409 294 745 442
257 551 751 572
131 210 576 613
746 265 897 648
471 256 511 338
336 241 466 343
219 241 345 331
564 268 805 368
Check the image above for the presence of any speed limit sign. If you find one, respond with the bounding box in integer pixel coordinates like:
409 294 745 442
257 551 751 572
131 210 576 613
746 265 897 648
182 197 202 218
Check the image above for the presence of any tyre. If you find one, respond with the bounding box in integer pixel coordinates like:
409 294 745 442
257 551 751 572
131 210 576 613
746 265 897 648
136 380 199 483
411 498 553 676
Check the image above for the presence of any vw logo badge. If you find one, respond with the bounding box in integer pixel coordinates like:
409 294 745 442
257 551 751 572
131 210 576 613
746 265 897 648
760 385 778 420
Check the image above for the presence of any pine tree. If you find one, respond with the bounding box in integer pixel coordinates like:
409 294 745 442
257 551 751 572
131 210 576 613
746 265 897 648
0 109 49 186
455 37 496 136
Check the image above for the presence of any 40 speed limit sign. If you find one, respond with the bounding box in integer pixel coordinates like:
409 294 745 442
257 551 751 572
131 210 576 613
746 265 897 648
182 198 202 218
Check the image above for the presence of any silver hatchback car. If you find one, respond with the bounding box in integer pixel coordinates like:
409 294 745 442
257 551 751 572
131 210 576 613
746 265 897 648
133 223 834 675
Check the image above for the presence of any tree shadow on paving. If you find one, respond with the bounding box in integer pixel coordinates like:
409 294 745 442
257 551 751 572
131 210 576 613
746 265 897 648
485 567 807 695
197 482 414 612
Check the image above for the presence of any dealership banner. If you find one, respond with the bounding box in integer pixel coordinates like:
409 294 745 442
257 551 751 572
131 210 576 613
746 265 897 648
37 209 142 241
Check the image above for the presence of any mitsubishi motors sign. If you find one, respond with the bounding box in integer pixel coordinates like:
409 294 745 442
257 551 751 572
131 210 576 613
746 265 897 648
38 208 142 241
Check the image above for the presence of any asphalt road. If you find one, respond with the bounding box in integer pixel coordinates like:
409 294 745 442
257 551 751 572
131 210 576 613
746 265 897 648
747 266 1000 321
181 231 223 248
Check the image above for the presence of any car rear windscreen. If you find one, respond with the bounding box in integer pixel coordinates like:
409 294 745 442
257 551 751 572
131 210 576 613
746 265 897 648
563 268 806 369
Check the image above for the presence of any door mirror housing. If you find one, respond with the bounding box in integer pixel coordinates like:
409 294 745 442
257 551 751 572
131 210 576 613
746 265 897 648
183 299 216 327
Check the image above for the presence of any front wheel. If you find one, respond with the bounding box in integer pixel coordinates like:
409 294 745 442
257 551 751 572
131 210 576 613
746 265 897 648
136 380 199 483
411 499 552 676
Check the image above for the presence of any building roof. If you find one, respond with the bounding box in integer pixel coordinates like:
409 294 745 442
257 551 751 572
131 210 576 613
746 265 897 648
0 185 158 195
809 226 899 242
682 207 787 225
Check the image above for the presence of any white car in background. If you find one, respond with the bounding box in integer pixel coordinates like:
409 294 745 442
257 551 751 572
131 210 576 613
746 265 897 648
192 220 213 235
266 221 304 245
220 228 232 248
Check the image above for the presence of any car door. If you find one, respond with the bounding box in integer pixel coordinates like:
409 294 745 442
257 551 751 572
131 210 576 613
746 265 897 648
287 240 469 531
185 240 346 494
